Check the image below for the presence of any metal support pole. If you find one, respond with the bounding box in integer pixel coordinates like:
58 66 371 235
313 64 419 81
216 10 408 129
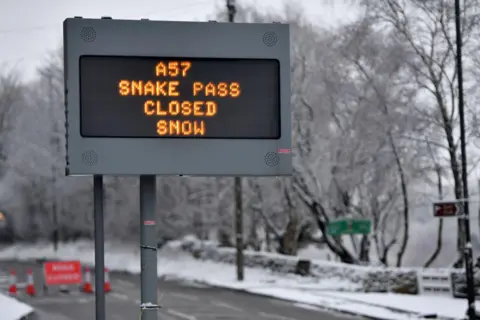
454 0 476 318
94 175 105 320
234 177 244 281
140 175 158 320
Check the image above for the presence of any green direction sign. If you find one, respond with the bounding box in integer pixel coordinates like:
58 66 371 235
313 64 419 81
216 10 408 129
327 219 371 236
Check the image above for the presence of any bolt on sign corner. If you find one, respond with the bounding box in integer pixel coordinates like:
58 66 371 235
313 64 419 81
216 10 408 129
43 260 83 286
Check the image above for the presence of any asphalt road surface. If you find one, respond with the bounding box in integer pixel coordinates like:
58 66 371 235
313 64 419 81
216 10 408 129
0 260 362 320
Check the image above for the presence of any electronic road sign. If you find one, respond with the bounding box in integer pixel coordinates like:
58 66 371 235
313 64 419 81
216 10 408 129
64 18 291 176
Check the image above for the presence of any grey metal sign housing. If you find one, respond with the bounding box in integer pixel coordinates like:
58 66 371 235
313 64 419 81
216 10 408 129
63 18 291 176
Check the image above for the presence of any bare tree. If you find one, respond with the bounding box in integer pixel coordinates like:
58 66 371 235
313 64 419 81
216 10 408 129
0 67 24 177
423 140 446 267
340 30 416 265
363 0 480 266
36 49 65 247
293 16 425 265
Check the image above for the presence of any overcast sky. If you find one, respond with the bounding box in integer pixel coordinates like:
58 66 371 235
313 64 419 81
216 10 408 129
0 0 361 80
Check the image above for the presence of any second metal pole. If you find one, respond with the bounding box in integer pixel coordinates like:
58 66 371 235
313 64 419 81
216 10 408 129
234 177 244 281
140 175 158 320
94 175 105 320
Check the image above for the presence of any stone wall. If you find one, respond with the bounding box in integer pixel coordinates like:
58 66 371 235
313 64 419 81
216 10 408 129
177 237 479 295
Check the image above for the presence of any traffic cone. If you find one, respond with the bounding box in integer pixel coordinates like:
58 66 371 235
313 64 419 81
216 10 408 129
104 268 111 293
82 268 93 293
8 269 17 296
25 269 35 296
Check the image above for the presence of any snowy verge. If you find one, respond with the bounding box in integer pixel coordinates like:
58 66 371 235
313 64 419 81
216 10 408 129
321 292 475 320
0 292 34 320
176 236 423 294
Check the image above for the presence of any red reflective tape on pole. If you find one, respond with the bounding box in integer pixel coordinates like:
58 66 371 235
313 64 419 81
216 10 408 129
143 220 156 226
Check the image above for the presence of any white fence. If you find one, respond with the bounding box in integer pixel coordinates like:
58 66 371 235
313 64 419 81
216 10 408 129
417 270 453 296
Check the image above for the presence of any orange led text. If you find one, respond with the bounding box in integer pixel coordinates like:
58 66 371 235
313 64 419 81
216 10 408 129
155 61 191 77
144 100 217 117
157 120 205 136
193 82 241 97
118 80 179 96
117 61 246 136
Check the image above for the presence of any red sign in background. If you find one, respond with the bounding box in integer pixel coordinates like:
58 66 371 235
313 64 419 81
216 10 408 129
43 260 83 286
434 202 459 217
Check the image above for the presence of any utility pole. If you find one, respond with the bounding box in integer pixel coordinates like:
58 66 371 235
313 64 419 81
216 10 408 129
454 0 476 318
227 0 244 282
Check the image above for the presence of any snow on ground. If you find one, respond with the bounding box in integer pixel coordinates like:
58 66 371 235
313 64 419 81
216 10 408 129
297 244 339 261
0 291 34 320
0 240 472 320
324 292 474 320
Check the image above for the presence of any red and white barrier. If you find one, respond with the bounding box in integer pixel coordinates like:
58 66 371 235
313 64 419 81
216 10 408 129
5 263 113 296
8 269 16 296
82 268 93 293
25 269 35 296
104 268 111 293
